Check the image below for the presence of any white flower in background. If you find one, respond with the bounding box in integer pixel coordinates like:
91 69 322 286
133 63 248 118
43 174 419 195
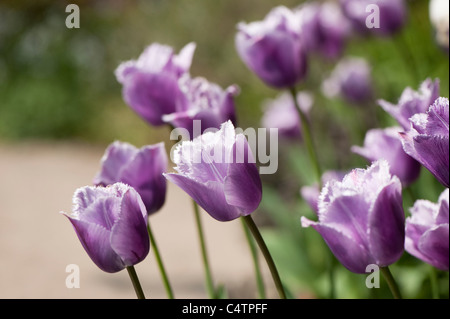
429 0 449 50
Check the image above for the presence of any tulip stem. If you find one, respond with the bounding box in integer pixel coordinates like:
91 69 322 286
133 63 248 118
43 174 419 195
126 266 146 299
289 87 322 186
241 218 266 299
242 215 287 299
380 266 402 299
429 265 439 299
147 220 175 299
192 200 216 299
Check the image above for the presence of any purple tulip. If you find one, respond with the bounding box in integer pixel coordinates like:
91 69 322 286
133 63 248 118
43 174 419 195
340 0 407 36
301 160 405 274
235 6 307 88
61 183 150 273
399 97 449 188
322 57 373 104
261 91 313 139
405 189 449 271
298 1 352 59
115 42 196 126
379 78 440 130
93 141 168 215
351 127 421 186
300 170 347 214
162 75 239 138
164 121 262 222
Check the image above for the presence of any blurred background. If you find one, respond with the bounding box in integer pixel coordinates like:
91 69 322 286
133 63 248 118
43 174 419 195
0 0 448 299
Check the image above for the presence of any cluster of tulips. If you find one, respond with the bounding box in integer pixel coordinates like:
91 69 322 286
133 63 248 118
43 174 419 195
61 0 448 299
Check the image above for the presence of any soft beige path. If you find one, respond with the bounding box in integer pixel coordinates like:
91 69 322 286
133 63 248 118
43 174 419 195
0 141 272 299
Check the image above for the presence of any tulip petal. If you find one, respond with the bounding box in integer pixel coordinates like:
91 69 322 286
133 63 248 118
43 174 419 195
66 217 126 273
419 224 449 270
368 180 405 266
164 173 243 221
93 141 137 186
401 133 449 187
110 189 150 267
301 217 373 273
122 71 180 126
320 193 371 250
120 143 168 214
223 135 262 214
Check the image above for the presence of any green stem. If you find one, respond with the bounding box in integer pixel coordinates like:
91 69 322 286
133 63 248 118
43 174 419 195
380 266 402 299
429 266 439 299
126 266 146 299
241 218 266 299
242 215 286 299
289 87 322 187
192 200 216 299
147 220 175 299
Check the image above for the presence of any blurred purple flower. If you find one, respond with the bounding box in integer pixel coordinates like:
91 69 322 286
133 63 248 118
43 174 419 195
115 42 196 126
405 189 449 271
379 78 440 130
322 57 373 104
298 1 352 59
301 160 405 274
93 141 168 215
162 75 239 139
61 183 150 273
164 121 262 222
235 6 307 88
351 127 421 186
399 97 449 188
300 170 347 214
340 0 407 36
261 91 313 139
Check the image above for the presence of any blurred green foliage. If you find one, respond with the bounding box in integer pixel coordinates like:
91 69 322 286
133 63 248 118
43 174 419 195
0 0 448 299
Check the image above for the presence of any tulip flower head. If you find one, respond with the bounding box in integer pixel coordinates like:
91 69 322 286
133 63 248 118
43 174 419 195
61 183 150 273
351 127 421 186
93 141 168 215
235 6 307 88
322 56 373 104
162 75 239 138
301 160 405 274
261 91 313 139
340 0 407 36
298 1 352 59
116 42 196 126
399 97 449 188
405 189 449 271
164 121 262 222
379 78 440 130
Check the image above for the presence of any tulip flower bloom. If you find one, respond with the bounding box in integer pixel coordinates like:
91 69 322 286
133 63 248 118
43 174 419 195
116 42 196 126
298 1 352 59
164 120 262 222
340 0 407 36
405 189 449 271
322 57 373 104
162 75 239 138
235 6 307 88
351 127 421 186
379 78 440 130
93 141 168 215
399 97 449 188
61 183 150 273
301 160 405 274
261 91 313 139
